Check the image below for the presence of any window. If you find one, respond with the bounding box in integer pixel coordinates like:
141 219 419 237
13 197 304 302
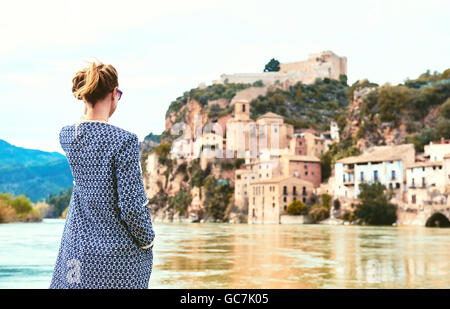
396 183 400 189
391 170 396 180
242 104 246 112
302 198 306 203
360 171 364 181
293 186 297 195
411 195 416 204
283 197 287 202
283 186 287 195
305 171 309 176
374 170 378 181
302 186 306 195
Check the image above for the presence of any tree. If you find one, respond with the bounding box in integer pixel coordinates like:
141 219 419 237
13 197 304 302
11 194 33 214
354 182 397 225
321 194 332 209
295 85 303 102
264 58 280 72
286 200 306 215
233 158 245 169
440 98 450 119
47 187 73 217
339 74 348 86
203 176 234 221
309 205 329 222
169 189 192 216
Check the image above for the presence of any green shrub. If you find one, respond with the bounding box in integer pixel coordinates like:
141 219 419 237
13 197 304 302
342 210 356 222
355 182 397 225
11 194 33 214
309 206 329 223
0 200 16 223
233 158 245 169
321 194 332 209
169 189 192 217
286 200 306 215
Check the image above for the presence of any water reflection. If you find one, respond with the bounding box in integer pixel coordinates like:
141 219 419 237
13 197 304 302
149 223 450 289
0 220 449 288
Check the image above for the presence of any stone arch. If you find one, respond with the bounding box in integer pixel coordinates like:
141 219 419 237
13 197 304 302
425 212 450 228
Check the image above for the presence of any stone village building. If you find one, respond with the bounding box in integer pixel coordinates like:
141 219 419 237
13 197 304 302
248 175 315 224
333 144 416 205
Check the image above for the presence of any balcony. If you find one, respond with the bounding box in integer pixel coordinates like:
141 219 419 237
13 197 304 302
343 179 354 186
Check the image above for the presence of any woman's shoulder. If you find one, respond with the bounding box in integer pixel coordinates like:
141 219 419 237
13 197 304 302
106 123 137 143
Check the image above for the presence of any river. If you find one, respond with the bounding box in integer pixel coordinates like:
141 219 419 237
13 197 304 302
0 219 449 288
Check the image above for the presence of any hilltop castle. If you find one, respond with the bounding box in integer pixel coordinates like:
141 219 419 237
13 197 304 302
215 50 347 87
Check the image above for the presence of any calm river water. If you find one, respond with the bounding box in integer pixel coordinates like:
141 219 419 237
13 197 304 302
0 219 449 288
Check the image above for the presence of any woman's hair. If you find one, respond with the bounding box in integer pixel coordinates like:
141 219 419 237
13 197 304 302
72 61 118 106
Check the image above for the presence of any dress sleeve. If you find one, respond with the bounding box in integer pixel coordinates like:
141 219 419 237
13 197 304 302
115 133 155 249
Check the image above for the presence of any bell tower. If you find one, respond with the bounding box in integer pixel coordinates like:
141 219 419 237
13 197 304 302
234 99 250 121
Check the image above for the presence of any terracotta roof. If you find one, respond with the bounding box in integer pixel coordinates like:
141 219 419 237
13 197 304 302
406 161 443 168
281 154 320 162
256 112 284 120
337 144 415 164
251 175 313 185
295 128 318 135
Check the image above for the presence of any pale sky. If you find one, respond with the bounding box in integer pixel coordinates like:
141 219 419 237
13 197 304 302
0 0 449 154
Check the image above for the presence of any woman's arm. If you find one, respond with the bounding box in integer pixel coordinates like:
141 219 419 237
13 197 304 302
114 133 155 249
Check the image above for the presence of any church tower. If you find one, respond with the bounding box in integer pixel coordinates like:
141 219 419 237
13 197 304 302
234 99 250 121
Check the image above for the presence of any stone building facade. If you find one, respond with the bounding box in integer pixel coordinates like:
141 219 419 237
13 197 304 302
248 175 315 224
216 50 347 86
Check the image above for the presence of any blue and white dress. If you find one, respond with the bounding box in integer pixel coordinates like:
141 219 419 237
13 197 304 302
50 119 155 289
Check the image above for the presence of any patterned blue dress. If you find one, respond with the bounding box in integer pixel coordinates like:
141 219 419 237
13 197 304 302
50 120 155 289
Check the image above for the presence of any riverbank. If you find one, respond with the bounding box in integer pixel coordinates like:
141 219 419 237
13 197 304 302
0 194 42 223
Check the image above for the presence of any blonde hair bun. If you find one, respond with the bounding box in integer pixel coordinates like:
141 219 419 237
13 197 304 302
72 61 118 106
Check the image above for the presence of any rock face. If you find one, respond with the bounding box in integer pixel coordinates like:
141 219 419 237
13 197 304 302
145 88 260 222
342 85 439 152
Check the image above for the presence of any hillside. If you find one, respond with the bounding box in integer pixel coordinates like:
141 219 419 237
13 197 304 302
343 70 450 152
144 76 352 222
161 77 350 143
0 139 73 202
320 69 450 181
144 69 450 222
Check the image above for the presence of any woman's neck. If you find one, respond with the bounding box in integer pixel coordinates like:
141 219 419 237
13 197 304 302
83 101 110 122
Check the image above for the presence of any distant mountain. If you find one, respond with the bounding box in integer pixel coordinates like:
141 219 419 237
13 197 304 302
0 139 72 202
140 132 161 153
144 132 161 144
